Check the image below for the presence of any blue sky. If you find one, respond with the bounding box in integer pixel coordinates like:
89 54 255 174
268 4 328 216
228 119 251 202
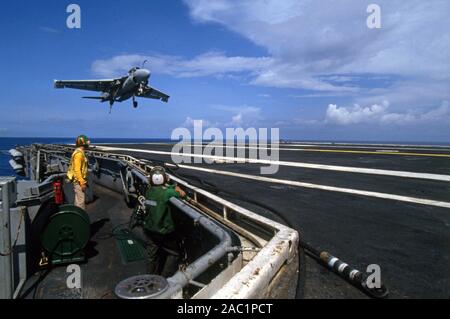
0 0 449 142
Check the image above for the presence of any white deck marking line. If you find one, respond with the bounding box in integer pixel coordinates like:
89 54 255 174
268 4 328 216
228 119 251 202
97 143 450 158
162 144 448 157
142 142 450 152
175 164 450 209
376 150 400 153
96 145 450 182
94 142 450 153
179 145 449 157
187 143 450 152
286 142 450 149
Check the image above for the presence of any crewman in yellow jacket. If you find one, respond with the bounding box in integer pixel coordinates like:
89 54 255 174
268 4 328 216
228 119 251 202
67 135 90 210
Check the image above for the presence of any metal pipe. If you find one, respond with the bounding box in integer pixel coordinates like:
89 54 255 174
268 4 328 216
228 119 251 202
36 150 41 183
189 280 206 288
186 198 264 248
152 198 233 299
0 179 13 299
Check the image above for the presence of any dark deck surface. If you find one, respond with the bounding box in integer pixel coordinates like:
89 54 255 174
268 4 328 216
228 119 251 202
96 142 450 299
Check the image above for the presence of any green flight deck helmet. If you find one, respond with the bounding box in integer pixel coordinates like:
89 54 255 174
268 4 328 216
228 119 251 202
76 135 91 148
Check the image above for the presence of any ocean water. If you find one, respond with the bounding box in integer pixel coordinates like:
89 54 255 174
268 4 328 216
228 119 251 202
0 137 171 177
2 137 449 177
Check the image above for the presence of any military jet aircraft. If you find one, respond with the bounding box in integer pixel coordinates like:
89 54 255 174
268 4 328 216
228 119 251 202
54 62 169 111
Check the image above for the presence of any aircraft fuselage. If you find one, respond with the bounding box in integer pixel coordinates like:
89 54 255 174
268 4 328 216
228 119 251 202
114 68 151 102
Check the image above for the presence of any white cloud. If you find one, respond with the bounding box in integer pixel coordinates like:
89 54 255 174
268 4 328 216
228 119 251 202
326 100 450 126
94 1 450 93
231 113 243 125
213 105 262 127
175 52 272 78
39 26 60 34
184 0 450 79
187 0 303 25
183 0 450 108
249 62 358 92
90 0 450 134
327 101 390 125
92 52 273 79
178 105 263 130
93 52 355 91
213 105 260 114
182 117 216 128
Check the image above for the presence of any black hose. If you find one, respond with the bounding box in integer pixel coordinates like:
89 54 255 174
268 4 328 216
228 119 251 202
18 268 51 299
161 161 389 299
162 164 308 298
119 155 388 299
301 239 388 298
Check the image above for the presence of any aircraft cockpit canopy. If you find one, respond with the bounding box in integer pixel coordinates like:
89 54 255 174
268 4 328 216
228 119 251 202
128 67 140 74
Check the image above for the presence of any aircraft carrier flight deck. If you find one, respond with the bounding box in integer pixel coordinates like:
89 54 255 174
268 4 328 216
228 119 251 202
92 141 450 299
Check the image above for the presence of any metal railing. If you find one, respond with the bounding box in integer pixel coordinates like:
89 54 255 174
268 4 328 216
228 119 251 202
29 144 300 298
155 198 233 298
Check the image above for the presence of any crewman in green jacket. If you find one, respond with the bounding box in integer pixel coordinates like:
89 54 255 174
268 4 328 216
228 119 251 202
131 166 186 276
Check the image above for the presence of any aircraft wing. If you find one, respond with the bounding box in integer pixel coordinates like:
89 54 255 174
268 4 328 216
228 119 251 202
140 86 170 103
54 79 118 92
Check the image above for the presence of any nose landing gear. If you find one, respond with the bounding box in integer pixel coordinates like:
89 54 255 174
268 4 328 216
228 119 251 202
132 96 138 108
137 84 145 95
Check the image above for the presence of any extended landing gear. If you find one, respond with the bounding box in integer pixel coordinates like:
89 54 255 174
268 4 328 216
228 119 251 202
109 100 114 114
133 96 138 108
